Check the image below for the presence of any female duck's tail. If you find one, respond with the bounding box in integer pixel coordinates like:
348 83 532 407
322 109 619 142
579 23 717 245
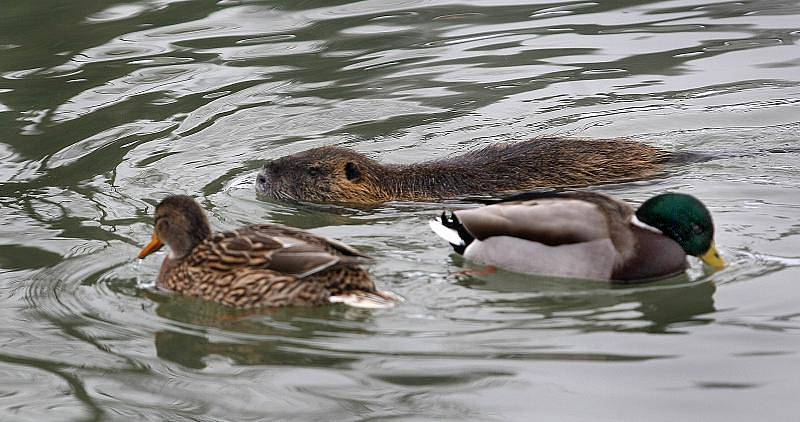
329 290 404 309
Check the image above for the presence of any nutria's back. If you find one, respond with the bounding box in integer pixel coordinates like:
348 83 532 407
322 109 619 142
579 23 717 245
255 137 672 204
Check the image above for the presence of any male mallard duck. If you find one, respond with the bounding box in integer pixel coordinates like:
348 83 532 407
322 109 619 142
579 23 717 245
429 191 725 282
138 195 397 308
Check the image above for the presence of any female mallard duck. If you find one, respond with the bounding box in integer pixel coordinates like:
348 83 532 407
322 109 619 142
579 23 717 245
429 191 725 282
138 195 397 308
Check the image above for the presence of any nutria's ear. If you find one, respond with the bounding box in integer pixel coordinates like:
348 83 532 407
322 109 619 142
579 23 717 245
344 162 361 182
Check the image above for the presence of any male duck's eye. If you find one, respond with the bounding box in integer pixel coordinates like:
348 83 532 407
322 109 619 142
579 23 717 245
691 223 703 235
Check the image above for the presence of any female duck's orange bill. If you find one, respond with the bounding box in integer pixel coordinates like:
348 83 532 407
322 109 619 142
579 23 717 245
138 233 164 259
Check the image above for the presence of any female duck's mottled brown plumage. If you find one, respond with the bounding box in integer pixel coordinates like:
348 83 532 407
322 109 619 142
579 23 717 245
138 195 393 308
256 137 673 204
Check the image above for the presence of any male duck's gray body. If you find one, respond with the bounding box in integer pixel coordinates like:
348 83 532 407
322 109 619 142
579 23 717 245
430 191 721 282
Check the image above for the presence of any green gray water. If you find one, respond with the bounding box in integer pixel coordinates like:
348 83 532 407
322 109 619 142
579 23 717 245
1 1 799 420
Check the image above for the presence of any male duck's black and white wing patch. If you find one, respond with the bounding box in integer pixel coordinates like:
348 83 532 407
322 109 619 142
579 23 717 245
429 212 475 254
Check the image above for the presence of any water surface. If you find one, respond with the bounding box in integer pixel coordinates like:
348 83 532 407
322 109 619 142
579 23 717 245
1 1 799 420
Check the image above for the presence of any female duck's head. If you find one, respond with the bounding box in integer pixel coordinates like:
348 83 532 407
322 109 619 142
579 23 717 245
635 193 725 269
138 195 211 260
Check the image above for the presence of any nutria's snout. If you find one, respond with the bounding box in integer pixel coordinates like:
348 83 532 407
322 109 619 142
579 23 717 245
255 171 268 190
255 162 274 194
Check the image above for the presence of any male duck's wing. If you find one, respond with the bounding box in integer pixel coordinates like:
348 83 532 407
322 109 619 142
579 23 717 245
485 190 634 216
454 197 613 246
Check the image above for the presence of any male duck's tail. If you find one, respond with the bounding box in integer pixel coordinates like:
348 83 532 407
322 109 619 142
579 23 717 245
429 212 475 255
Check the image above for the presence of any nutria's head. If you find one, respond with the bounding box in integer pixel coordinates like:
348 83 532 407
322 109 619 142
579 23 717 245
256 146 387 203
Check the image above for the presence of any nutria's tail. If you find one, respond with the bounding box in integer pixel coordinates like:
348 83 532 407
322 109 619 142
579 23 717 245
664 146 800 165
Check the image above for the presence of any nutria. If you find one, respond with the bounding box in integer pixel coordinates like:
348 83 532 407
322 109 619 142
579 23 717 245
255 137 673 204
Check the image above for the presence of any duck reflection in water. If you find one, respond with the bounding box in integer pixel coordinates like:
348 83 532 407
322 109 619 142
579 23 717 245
456 268 716 334
148 294 372 369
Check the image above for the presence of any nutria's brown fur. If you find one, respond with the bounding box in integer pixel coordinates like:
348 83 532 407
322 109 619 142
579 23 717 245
255 137 673 204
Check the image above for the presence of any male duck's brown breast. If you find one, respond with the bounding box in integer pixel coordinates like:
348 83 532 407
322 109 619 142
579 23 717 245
611 226 688 282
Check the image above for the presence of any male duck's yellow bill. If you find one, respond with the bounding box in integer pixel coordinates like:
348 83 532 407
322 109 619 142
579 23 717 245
699 241 725 269
138 233 164 259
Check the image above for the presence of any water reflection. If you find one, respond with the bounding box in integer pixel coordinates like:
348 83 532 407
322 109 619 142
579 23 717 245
458 269 715 333
150 292 375 368
154 330 358 369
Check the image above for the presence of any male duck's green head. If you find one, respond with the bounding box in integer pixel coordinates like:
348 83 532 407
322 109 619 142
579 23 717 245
635 193 725 269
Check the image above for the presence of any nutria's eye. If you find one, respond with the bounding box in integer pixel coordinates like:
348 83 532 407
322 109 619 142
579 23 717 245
345 162 361 182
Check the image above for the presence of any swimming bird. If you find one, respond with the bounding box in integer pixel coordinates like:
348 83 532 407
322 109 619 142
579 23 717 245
429 191 725 282
138 195 397 308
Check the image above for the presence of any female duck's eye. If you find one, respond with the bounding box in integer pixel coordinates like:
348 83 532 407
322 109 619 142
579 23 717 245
308 166 321 177
157 219 169 231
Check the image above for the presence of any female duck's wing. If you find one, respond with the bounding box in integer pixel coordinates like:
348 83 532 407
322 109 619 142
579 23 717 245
190 227 350 279
246 224 371 259
454 198 613 246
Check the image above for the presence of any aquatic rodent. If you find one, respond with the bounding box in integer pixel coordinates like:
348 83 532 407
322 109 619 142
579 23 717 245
255 137 673 204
